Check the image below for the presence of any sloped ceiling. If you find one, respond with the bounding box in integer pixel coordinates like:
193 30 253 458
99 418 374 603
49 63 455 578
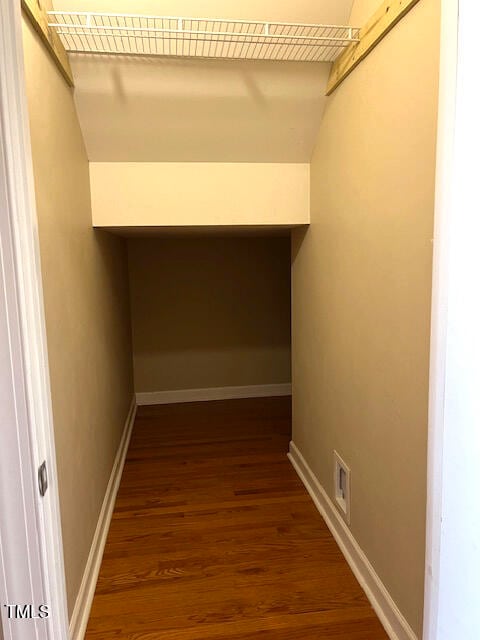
53 0 354 162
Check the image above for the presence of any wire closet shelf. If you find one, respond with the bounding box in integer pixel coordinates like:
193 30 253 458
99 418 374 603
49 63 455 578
47 12 360 62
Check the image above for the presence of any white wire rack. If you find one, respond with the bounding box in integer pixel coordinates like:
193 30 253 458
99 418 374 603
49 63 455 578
47 11 360 62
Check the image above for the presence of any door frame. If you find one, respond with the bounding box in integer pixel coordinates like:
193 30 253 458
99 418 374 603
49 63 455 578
0 1 69 639
421 0 457 634
423 0 480 638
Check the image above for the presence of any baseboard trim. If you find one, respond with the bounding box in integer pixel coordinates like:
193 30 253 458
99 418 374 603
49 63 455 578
288 441 417 640
69 396 137 640
136 383 292 406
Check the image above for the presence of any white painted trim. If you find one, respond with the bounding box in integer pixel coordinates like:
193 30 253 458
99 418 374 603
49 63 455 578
424 2 480 638
0 97 46 640
136 383 292 406
288 441 417 640
422 0 457 636
69 398 137 640
0 1 69 639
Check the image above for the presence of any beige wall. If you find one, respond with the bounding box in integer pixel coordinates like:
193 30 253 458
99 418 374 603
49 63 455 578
90 163 309 228
129 236 291 392
22 19 134 616
54 0 353 163
291 0 439 635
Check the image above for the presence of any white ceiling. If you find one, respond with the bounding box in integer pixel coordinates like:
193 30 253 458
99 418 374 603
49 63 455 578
53 0 354 162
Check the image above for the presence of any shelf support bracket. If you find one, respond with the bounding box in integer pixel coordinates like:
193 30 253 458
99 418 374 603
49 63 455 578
326 0 421 95
21 0 74 87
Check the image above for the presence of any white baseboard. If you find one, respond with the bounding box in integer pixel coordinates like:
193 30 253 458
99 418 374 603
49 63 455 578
288 441 417 640
69 396 137 640
136 383 292 406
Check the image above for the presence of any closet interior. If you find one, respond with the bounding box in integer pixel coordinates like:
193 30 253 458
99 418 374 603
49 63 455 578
19 0 440 638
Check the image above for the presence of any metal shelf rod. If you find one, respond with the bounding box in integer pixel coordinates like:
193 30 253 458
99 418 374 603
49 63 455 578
48 10 357 31
48 23 358 43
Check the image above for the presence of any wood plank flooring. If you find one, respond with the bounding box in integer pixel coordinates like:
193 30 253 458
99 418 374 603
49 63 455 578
85 397 388 639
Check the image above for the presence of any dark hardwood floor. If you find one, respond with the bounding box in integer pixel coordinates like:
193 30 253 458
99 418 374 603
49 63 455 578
85 397 388 639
